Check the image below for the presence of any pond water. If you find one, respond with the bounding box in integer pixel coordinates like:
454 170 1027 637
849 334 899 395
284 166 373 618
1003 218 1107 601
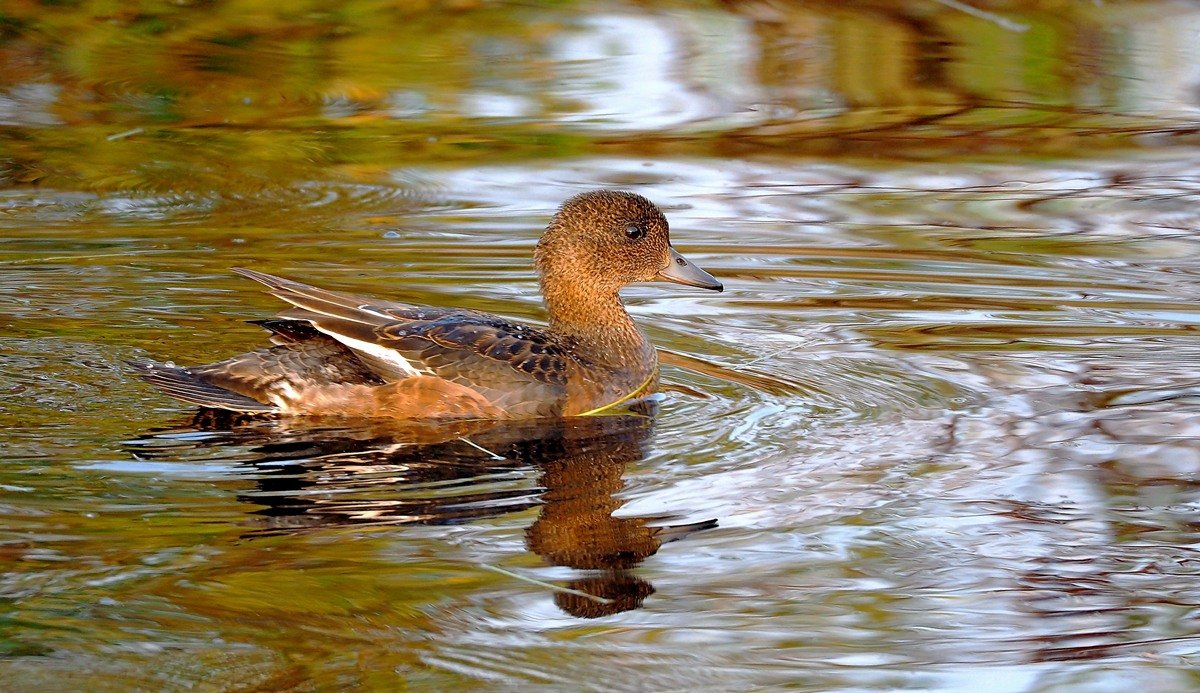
3 1 1200 689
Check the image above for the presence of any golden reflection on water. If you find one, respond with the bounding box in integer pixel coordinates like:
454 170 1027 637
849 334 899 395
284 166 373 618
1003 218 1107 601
3 0 1200 689
1 0 1199 193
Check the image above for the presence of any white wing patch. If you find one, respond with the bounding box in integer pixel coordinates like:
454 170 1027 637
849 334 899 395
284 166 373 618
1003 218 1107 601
356 303 393 320
318 330 427 378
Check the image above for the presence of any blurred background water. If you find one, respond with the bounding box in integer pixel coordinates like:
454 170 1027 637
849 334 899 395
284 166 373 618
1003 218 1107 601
3 0 1200 689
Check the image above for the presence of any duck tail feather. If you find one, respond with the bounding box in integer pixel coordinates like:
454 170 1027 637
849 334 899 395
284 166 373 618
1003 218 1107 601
128 360 279 413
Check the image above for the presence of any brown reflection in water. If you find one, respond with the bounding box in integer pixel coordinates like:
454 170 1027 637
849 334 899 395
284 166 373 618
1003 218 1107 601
525 431 716 617
132 403 715 618
995 494 1197 665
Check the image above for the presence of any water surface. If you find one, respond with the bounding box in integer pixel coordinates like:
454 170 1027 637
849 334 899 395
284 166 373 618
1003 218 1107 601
3 1 1200 690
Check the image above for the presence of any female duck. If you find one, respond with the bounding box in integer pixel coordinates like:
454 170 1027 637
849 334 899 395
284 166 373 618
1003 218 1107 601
135 190 722 419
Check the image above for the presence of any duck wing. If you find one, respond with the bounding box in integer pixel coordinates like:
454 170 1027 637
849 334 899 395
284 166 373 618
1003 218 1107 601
131 326 386 413
233 269 572 417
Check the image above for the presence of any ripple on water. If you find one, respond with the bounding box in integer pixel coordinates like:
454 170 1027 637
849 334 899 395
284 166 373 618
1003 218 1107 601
3 151 1200 688
0 181 452 229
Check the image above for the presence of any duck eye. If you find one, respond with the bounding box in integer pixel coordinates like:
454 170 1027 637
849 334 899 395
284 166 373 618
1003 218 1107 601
625 223 646 240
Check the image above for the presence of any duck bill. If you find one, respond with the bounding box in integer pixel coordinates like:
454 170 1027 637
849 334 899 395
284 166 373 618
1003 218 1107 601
656 247 723 292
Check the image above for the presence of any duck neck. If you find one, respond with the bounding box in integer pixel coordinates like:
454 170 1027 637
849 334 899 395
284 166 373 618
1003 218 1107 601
541 281 650 364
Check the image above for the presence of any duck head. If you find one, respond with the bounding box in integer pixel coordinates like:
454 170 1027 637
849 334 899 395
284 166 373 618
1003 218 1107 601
535 190 722 295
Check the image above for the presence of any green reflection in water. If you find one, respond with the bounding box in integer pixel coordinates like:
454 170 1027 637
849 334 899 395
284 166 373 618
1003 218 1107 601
4 0 1200 690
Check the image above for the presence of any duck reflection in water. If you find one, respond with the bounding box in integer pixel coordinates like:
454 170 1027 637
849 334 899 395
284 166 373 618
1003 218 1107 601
130 400 716 618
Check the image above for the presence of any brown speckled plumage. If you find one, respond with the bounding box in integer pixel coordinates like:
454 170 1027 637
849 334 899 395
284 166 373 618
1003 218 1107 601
133 190 722 420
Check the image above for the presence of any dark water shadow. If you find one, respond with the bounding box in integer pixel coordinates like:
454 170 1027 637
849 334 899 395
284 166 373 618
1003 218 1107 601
126 402 716 618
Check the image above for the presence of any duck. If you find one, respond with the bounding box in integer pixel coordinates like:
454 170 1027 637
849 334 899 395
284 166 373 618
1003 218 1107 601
133 189 722 420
